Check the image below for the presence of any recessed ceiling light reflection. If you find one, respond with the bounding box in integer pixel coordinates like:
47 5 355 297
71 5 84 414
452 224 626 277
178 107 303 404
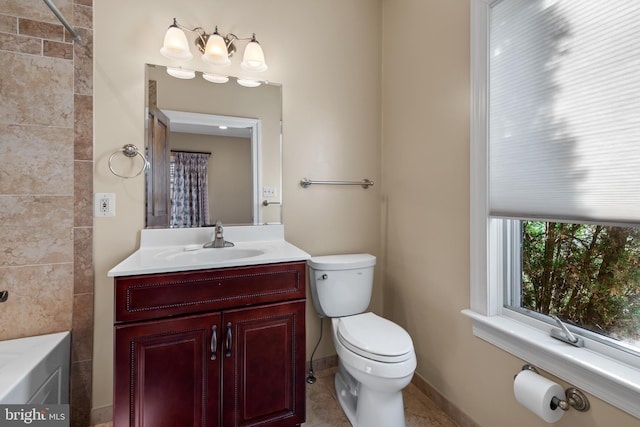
202 73 229 83
166 66 196 79
236 78 261 88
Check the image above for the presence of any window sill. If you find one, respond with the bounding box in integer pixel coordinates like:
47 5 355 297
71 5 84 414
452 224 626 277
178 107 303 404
461 309 640 419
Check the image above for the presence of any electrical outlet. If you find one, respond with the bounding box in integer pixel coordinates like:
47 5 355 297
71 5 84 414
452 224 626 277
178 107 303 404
95 193 115 217
262 186 276 197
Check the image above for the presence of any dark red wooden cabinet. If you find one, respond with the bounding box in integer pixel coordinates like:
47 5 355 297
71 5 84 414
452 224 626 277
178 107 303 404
114 262 306 427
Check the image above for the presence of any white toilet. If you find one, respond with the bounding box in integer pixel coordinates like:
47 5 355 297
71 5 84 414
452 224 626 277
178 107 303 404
307 254 416 427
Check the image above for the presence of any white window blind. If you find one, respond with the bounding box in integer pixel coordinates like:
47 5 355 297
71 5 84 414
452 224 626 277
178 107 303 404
489 0 640 225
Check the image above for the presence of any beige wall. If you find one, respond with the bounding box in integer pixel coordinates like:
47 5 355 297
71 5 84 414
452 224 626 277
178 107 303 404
93 0 382 415
381 1 637 426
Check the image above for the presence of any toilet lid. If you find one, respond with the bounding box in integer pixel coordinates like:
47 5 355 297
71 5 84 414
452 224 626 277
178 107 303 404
337 313 414 363
307 253 376 270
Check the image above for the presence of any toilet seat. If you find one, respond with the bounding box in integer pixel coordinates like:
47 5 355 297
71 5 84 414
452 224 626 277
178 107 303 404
337 313 414 363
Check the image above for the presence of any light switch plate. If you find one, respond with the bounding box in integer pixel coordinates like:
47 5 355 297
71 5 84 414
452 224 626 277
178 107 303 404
262 186 276 197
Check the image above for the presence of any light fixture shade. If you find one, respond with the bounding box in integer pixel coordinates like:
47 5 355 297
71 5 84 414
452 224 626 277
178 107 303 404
160 26 193 61
166 66 196 79
241 39 268 72
202 73 229 83
202 33 231 66
236 78 261 88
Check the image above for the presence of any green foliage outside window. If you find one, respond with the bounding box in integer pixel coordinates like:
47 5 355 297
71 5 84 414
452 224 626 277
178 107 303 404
522 221 640 344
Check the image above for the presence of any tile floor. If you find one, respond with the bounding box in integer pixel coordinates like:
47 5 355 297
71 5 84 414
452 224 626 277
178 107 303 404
93 367 459 427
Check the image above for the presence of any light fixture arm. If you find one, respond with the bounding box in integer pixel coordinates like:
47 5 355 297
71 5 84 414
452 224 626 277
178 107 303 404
225 32 256 44
170 18 206 37
169 18 210 54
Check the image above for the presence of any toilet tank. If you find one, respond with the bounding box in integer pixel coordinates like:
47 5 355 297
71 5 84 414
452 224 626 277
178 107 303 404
307 254 376 317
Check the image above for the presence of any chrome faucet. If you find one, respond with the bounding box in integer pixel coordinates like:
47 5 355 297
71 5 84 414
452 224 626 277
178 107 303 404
204 220 234 248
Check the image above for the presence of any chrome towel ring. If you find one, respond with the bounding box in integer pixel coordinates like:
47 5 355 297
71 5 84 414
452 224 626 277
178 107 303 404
108 144 149 179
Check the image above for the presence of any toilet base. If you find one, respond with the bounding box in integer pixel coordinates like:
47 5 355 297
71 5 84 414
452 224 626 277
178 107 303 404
334 366 407 427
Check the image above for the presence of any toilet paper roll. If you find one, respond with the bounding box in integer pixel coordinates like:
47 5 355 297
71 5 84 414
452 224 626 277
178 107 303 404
513 370 566 423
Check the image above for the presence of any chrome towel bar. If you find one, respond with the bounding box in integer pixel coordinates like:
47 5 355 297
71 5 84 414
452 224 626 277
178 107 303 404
300 178 374 189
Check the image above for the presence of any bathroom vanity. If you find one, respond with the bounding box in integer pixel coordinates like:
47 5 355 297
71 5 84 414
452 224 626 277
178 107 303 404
109 226 309 427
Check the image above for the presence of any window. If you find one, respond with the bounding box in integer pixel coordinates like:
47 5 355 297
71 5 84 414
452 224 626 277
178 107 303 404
466 0 640 418
511 221 640 354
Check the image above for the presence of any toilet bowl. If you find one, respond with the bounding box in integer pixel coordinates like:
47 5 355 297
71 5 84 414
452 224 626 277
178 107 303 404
307 254 417 427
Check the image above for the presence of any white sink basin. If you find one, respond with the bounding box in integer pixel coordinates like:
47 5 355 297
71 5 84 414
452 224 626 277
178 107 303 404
159 248 264 264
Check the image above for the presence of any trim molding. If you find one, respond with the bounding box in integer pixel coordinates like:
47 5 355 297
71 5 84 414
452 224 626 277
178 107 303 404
307 354 338 373
411 373 480 427
90 405 112 426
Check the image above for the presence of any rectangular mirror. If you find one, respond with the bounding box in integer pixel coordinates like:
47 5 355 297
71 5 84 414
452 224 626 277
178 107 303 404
145 64 282 228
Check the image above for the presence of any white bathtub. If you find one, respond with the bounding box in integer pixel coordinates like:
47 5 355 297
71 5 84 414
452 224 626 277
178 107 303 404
0 331 70 404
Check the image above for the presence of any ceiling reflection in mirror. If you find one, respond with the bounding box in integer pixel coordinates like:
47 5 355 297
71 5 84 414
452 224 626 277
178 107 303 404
145 64 282 229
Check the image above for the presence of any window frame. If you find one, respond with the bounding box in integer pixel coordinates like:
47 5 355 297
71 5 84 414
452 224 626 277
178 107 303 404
464 0 640 418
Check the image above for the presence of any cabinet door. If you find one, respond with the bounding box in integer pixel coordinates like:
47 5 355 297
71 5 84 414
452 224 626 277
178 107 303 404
114 313 221 427
222 300 306 427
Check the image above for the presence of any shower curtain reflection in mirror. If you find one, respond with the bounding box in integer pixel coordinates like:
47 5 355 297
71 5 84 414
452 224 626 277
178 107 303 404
170 151 211 227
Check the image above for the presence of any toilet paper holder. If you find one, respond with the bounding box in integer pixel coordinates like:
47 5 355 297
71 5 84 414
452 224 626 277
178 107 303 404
518 365 590 412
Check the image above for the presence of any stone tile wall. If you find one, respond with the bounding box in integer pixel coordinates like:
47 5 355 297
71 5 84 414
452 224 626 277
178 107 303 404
0 0 93 426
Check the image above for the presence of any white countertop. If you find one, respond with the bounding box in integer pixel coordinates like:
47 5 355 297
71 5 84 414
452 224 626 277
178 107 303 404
108 225 311 277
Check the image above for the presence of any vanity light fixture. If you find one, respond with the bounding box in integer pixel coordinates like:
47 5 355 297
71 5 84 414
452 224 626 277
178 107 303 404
160 18 268 80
